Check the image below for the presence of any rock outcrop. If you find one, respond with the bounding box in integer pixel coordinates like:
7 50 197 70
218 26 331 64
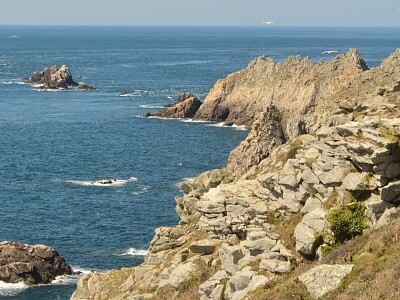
0 241 75 285
26 65 95 91
298 264 354 299
145 93 202 119
193 49 368 134
71 49 400 300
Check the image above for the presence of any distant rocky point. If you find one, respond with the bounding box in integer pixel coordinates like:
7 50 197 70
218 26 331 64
144 92 202 119
0 241 76 285
26 65 95 91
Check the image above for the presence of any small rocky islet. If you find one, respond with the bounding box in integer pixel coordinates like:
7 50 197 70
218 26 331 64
25 65 95 91
0 241 77 285
69 48 400 300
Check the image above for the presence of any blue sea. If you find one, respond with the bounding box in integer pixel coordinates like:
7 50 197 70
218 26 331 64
0 26 399 299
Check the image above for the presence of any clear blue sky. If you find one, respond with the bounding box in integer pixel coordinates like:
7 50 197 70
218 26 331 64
2 0 399 26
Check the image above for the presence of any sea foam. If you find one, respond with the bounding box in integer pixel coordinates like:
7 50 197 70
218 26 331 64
119 247 149 256
64 177 138 187
0 281 29 296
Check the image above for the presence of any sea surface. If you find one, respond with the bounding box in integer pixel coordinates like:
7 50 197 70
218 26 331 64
0 26 399 299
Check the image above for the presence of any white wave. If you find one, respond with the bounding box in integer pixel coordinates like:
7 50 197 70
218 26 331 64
321 50 339 54
231 124 248 131
175 177 195 189
0 281 29 296
0 81 27 85
11 35 19 38
72 267 94 275
65 177 138 187
50 267 94 285
139 104 165 109
179 118 210 123
36 87 67 92
206 122 225 127
119 90 146 97
119 247 148 256
167 96 173 99
206 122 248 130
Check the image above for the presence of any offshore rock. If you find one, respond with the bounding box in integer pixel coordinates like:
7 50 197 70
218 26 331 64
0 241 74 285
26 65 95 90
145 93 202 119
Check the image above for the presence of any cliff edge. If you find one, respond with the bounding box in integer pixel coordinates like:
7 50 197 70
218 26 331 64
71 49 400 300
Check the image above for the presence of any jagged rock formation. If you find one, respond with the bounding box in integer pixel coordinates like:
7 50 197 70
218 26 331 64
26 65 95 91
144 93 202 119
0 241 75 285
227 105 286 176
193 49 368 133
71 49 400 300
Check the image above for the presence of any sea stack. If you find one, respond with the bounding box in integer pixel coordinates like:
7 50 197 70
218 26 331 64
26 65 95 91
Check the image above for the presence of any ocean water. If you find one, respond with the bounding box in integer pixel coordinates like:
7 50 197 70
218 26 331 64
0 26 399 299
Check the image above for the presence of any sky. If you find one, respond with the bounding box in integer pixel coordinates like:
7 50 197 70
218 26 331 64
1 0 399 27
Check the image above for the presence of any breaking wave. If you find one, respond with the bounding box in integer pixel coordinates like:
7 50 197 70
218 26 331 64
119 247 148 256
64 177 138 187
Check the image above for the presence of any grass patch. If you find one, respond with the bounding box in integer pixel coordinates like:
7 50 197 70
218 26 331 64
267 211 303 250
323 191 338 210
379 127 399 143
276 138 303 163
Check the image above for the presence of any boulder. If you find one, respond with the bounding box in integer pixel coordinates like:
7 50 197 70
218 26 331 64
298 264 354 299
259 258 291 273
224 268 269 300
189 239 217 255
144 93 202 119
380 180 400 203
343 172 379 191
78 82 96 91
0 241 74 285
294 208 328 257
219 244 245 275
26 65 94 91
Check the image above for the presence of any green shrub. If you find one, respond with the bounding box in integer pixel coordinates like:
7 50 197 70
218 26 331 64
327 202 367 245
321 244 333 256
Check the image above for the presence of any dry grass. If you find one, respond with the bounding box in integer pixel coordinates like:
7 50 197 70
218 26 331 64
157 258 217 300
267 212 303 251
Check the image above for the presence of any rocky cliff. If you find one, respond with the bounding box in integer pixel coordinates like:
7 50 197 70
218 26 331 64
71 49 400 300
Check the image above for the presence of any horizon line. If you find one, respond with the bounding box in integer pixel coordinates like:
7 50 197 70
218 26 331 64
0 24 400 28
